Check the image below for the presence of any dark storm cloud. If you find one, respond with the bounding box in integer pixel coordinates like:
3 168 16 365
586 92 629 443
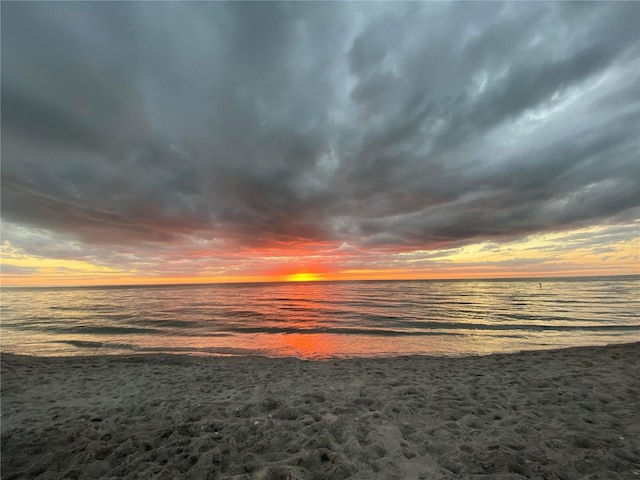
2 1 638 253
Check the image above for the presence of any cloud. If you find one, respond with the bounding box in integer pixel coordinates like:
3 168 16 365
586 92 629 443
1 2 638 270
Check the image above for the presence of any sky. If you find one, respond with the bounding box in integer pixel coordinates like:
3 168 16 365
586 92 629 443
1 1 639 286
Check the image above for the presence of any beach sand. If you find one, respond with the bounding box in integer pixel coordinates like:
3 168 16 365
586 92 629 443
2 343 639 480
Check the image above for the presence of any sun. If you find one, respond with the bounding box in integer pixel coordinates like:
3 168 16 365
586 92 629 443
287 272 321 282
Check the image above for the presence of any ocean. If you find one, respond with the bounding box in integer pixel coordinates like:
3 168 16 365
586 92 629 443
1 276 638 359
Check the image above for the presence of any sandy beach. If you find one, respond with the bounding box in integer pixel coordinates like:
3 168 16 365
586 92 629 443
2 343 639 480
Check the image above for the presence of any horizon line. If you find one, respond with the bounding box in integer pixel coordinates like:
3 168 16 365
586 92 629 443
2 273 638 290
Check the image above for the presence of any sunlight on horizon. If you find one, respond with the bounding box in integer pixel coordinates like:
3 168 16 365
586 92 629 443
287 273 322 282
2 222 638 287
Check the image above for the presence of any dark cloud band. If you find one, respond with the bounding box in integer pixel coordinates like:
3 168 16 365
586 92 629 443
2 2 638 257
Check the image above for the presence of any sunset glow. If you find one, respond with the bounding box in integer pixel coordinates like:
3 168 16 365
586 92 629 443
1 221 639 286
287 273 322 283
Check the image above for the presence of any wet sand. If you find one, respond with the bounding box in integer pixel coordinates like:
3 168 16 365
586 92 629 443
2 343 639 479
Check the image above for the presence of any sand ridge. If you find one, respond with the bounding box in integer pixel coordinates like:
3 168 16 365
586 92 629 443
1 343 639 479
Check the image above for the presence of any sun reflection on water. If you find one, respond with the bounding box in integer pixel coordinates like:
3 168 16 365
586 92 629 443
2 278 638 359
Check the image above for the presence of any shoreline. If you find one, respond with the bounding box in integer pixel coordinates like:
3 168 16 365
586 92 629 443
2 343 639 479
3 337 639 361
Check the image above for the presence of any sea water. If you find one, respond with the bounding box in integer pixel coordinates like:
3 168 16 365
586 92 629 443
2 276 638 359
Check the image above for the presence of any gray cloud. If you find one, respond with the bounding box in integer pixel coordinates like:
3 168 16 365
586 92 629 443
2 1 639 260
